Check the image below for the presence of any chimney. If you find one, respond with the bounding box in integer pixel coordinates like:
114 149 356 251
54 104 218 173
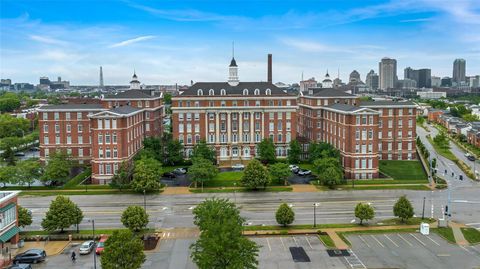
267 54 272 83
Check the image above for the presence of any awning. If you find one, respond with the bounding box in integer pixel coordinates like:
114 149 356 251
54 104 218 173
0 226 19 243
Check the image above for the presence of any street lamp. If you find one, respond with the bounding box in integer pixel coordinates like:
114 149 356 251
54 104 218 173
422 197 426 219
143 189 146 211
313 203 319 228
87 219 97 269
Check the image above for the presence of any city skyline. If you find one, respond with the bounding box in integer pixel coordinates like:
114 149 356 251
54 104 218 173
1 0 479 85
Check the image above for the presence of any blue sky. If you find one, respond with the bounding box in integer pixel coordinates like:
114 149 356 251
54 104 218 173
1 0 479 85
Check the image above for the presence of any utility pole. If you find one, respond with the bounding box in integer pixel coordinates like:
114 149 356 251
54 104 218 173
422 197 426 219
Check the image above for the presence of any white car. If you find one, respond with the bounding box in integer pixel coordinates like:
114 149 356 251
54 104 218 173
79 240 95 255
298 169 312 176
289 165 299 172
173 168 187 174
232 164 245 170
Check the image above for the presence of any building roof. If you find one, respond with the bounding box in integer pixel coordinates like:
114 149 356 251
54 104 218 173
327 103 364 112
179 82 291 96
104 89 159 99
304 88 355 97
229 57 237 67
109 105 143 115
38 104 104 111
360 100 416 107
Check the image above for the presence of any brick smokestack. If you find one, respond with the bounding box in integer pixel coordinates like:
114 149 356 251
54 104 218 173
267 54 272 83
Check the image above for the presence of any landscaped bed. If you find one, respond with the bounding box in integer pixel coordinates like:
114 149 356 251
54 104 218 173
461 227 480 244
431 227 456 243
379 160 428 181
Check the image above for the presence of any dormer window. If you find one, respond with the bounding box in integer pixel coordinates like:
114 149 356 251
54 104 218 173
220 89 226 96
243 89 249 95
197 89 203 96
209 89 214 95
265 88 271 95
254 89 260 95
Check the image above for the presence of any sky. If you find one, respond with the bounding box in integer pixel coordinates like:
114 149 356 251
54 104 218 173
0 0 479 86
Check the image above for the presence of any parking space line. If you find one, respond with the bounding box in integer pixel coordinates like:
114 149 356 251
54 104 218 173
266 238 271 251
460 245 473 254
304 236 313 250
358 235 370 248
370 235 385 248
384 234 399 247
280 237 286 251
410 233 426 246
424 235 441 246
292 236 299 247
397 234 413 246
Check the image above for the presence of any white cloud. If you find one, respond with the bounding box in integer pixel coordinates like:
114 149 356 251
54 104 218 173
29 35 67 45
109 35 156 48
399 18 433 23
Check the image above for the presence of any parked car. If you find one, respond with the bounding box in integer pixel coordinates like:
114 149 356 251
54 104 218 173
289 165 299 173
14 152 25 157
30 147 40 151
173 168 187 175
7 264 32 269
297 169 312 176
467 155 476 161
95 236 108 255
162 172 177 179
79 240 95 255
13 249 46 264
232 163 245 170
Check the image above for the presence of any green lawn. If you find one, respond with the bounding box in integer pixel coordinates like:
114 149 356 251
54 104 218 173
427 136 457 161
319 234 335 248
243 223 358 231
379 160 428 180
190 186 292 193
204 171 243 187
379 217 436 225
432 227 456 244
461 228 480 244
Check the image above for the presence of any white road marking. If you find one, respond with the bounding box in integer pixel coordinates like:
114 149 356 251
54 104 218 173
424 235 440 246
358 235 370 248
384 234 399 247
370 235 384 248
410 233 426 246
345 250 367 269
305 236 313 250
292 236 299 247
397 234 413 246
460 245 473 254
266 238 271 251
280 237 286 251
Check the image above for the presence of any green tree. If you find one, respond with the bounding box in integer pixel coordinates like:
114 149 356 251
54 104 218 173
433 133 449 149
18 206 32 228
41 151 73 184
287 140 302 164
0 92 21 113
1 146 16 166
164 93 172 105
0 166 16 186
14 159 42 187
275 203 295 227
269 162 291 185
241 159 270 190
258 138 276 164
308 142 340 163
41 195 83 232
142 137 162 161
416 115 425 125
354 203 375 225
192 140 216 163
190 198 259 269
313 157 343 188
0 114 29 138
110 161 133 191
101 230 146 269
189 157 218 189
121 206 149 233
131 157 162 192
393 195 414 223
462 114 479 122
158 133 184 165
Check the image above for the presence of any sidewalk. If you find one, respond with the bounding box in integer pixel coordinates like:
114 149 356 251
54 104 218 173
13 240 70 256
290 184 317 192
449 222 469 246
162 187 191 195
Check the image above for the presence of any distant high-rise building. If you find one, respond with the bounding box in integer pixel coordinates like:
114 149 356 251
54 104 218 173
453 58 466 84
441 77 452 87
470 75 480 88
300 77 317 92
349 70 361 83
39 77 51 85
431 76 441 87
99 66 104 88
365 70 379 90
0 79 11 86
404 67 431 88
379 57 397 90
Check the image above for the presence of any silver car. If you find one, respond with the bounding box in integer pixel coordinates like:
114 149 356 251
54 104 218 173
79 240 95 255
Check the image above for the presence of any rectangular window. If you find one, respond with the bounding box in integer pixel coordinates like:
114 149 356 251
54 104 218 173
399 109 403 116
79 148 83 157
66 112 70 120
269 122 274 131
195 123 200 133
77 112 82 120
209 123 214 132
187 123 192 132
78 124 83 133
408 142 412 150
43 112 48 120
106 148 111 158
67 134 71 144
112 119 117 129
187 113 192 120
195 113 199 120
277 120 282 131
66 124 71 133
255 112 261 119
55 134 60 144
398 142 402 150
78 135 83 144
146 123 150 132
113 147 118 158
43 124 48 133
99 147 103 158
286 121 291 131
106 164 111 174
179 124 184 133
44 136 49 145
105 119 110 129
55 124 60 133
54 112 59 120
98 119 103 129
408 119 413 127
98 134 103 144
179 113 184 121
105 133 111 144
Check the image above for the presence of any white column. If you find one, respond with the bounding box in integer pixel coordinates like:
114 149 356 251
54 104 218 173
204 112 208 143
250 112 254 143
261 111 265 140
227 112 231 143
239 112 243 143
215 112 220 144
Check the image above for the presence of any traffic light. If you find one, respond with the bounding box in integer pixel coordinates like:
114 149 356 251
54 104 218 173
459 175 463 181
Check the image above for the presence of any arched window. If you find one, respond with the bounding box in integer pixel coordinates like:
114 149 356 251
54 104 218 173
243 89 249 95
243 147 250 157
265 88 271 95
220 89 226 96
197 89 203 96
254 89 260 95
209 89 214 95
220 147 228 157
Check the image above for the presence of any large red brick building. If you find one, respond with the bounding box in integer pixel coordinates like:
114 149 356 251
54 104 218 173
38 73 164 184
171 57 298 166
298 88 416 179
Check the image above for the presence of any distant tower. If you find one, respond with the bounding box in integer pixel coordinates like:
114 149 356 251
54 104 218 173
379 57 397 90
228 42 239 86
322 70 333 88
130 70 141 90
453 59 466 84
267 54 272 83
99 66 104 89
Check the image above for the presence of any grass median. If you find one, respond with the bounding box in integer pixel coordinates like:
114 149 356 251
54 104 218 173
431 227 455 244
461 228 480 244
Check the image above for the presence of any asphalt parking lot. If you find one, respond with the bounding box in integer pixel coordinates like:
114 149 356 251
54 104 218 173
347 232 480 269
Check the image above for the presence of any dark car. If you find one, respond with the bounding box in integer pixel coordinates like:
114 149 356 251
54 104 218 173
14 152 25 157
467 155 475 161
7 264 32 269
13 249 46 264
162 172 176 179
